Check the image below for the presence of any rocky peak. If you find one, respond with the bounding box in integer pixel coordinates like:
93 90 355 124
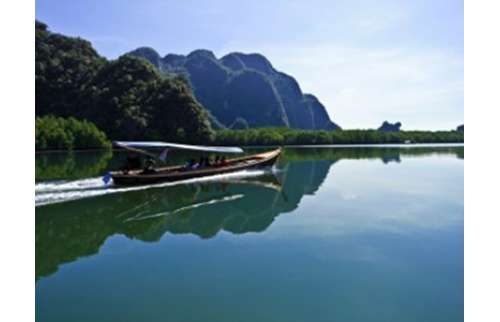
187 49 217 61
227 52 275 74
127 47 161 68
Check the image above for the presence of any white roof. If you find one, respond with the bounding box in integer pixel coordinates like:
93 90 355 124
114 141 244 153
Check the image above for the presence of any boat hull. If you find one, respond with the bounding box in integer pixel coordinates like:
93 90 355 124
111 148 281 186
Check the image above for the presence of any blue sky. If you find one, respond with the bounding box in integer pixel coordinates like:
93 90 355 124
36 0 463 130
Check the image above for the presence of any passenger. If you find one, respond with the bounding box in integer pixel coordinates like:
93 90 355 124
214 156 221 166
183 159 192 171
220 156 228 166
142 158 157 174
123 152 141 173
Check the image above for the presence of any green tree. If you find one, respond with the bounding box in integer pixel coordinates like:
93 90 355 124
36 115 111 150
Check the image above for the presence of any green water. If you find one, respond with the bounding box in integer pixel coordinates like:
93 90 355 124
35 145 464 322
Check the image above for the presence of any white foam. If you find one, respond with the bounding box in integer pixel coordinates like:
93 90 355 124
35 169 271 207
35 177 106 193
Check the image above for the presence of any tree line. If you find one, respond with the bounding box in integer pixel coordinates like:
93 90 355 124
214 128 464 146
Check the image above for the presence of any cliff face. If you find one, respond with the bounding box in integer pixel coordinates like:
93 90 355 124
127 48 341 130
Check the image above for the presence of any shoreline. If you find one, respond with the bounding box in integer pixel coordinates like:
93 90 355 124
35 142 464 153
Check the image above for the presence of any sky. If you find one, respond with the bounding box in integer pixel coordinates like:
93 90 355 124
36 0 464 130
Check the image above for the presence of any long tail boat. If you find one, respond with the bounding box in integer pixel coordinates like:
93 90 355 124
109 141 281 186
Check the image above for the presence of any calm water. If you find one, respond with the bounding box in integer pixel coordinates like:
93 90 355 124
35 145 464 322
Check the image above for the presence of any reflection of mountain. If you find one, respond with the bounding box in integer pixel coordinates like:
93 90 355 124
36 161 330 281
35 146 463 281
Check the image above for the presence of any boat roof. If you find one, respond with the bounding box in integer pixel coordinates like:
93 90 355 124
114 141 244 154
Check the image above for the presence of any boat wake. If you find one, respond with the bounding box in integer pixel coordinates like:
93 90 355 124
35 168 277 207
123 194 245 222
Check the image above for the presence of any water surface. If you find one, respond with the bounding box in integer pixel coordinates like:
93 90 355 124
36 145 464 322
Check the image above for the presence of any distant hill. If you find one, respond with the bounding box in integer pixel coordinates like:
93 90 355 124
456 124 464 132
378 121 402 132
127 47 341 130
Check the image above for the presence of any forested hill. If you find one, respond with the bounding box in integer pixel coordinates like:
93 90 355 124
35 21 214 143
127 47 341 130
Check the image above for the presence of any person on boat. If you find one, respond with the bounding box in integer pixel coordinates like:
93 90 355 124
220 156 228 166
123 152 142 174
185 159 195 168
185 159 199 170
142 157 157 174
214 156 221 165
198 156 205 168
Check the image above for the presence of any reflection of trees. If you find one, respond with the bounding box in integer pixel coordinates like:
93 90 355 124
282 146 464 162
35 150 112 180
36 161 330 281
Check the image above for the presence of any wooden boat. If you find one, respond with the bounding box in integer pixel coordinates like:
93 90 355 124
110 146 281 186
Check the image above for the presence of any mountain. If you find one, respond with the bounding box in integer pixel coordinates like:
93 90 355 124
35 21 214 142
378 121 402 132
127 47 341 130
456 124 464 132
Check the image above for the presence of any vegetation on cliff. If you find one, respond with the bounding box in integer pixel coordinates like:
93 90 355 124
35 21 214 146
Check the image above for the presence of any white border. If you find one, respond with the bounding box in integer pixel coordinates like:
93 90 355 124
1 1 498 321
465 0 500 321
0 0 35 321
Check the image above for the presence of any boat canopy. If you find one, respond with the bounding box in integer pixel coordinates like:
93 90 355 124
114 141 244 154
